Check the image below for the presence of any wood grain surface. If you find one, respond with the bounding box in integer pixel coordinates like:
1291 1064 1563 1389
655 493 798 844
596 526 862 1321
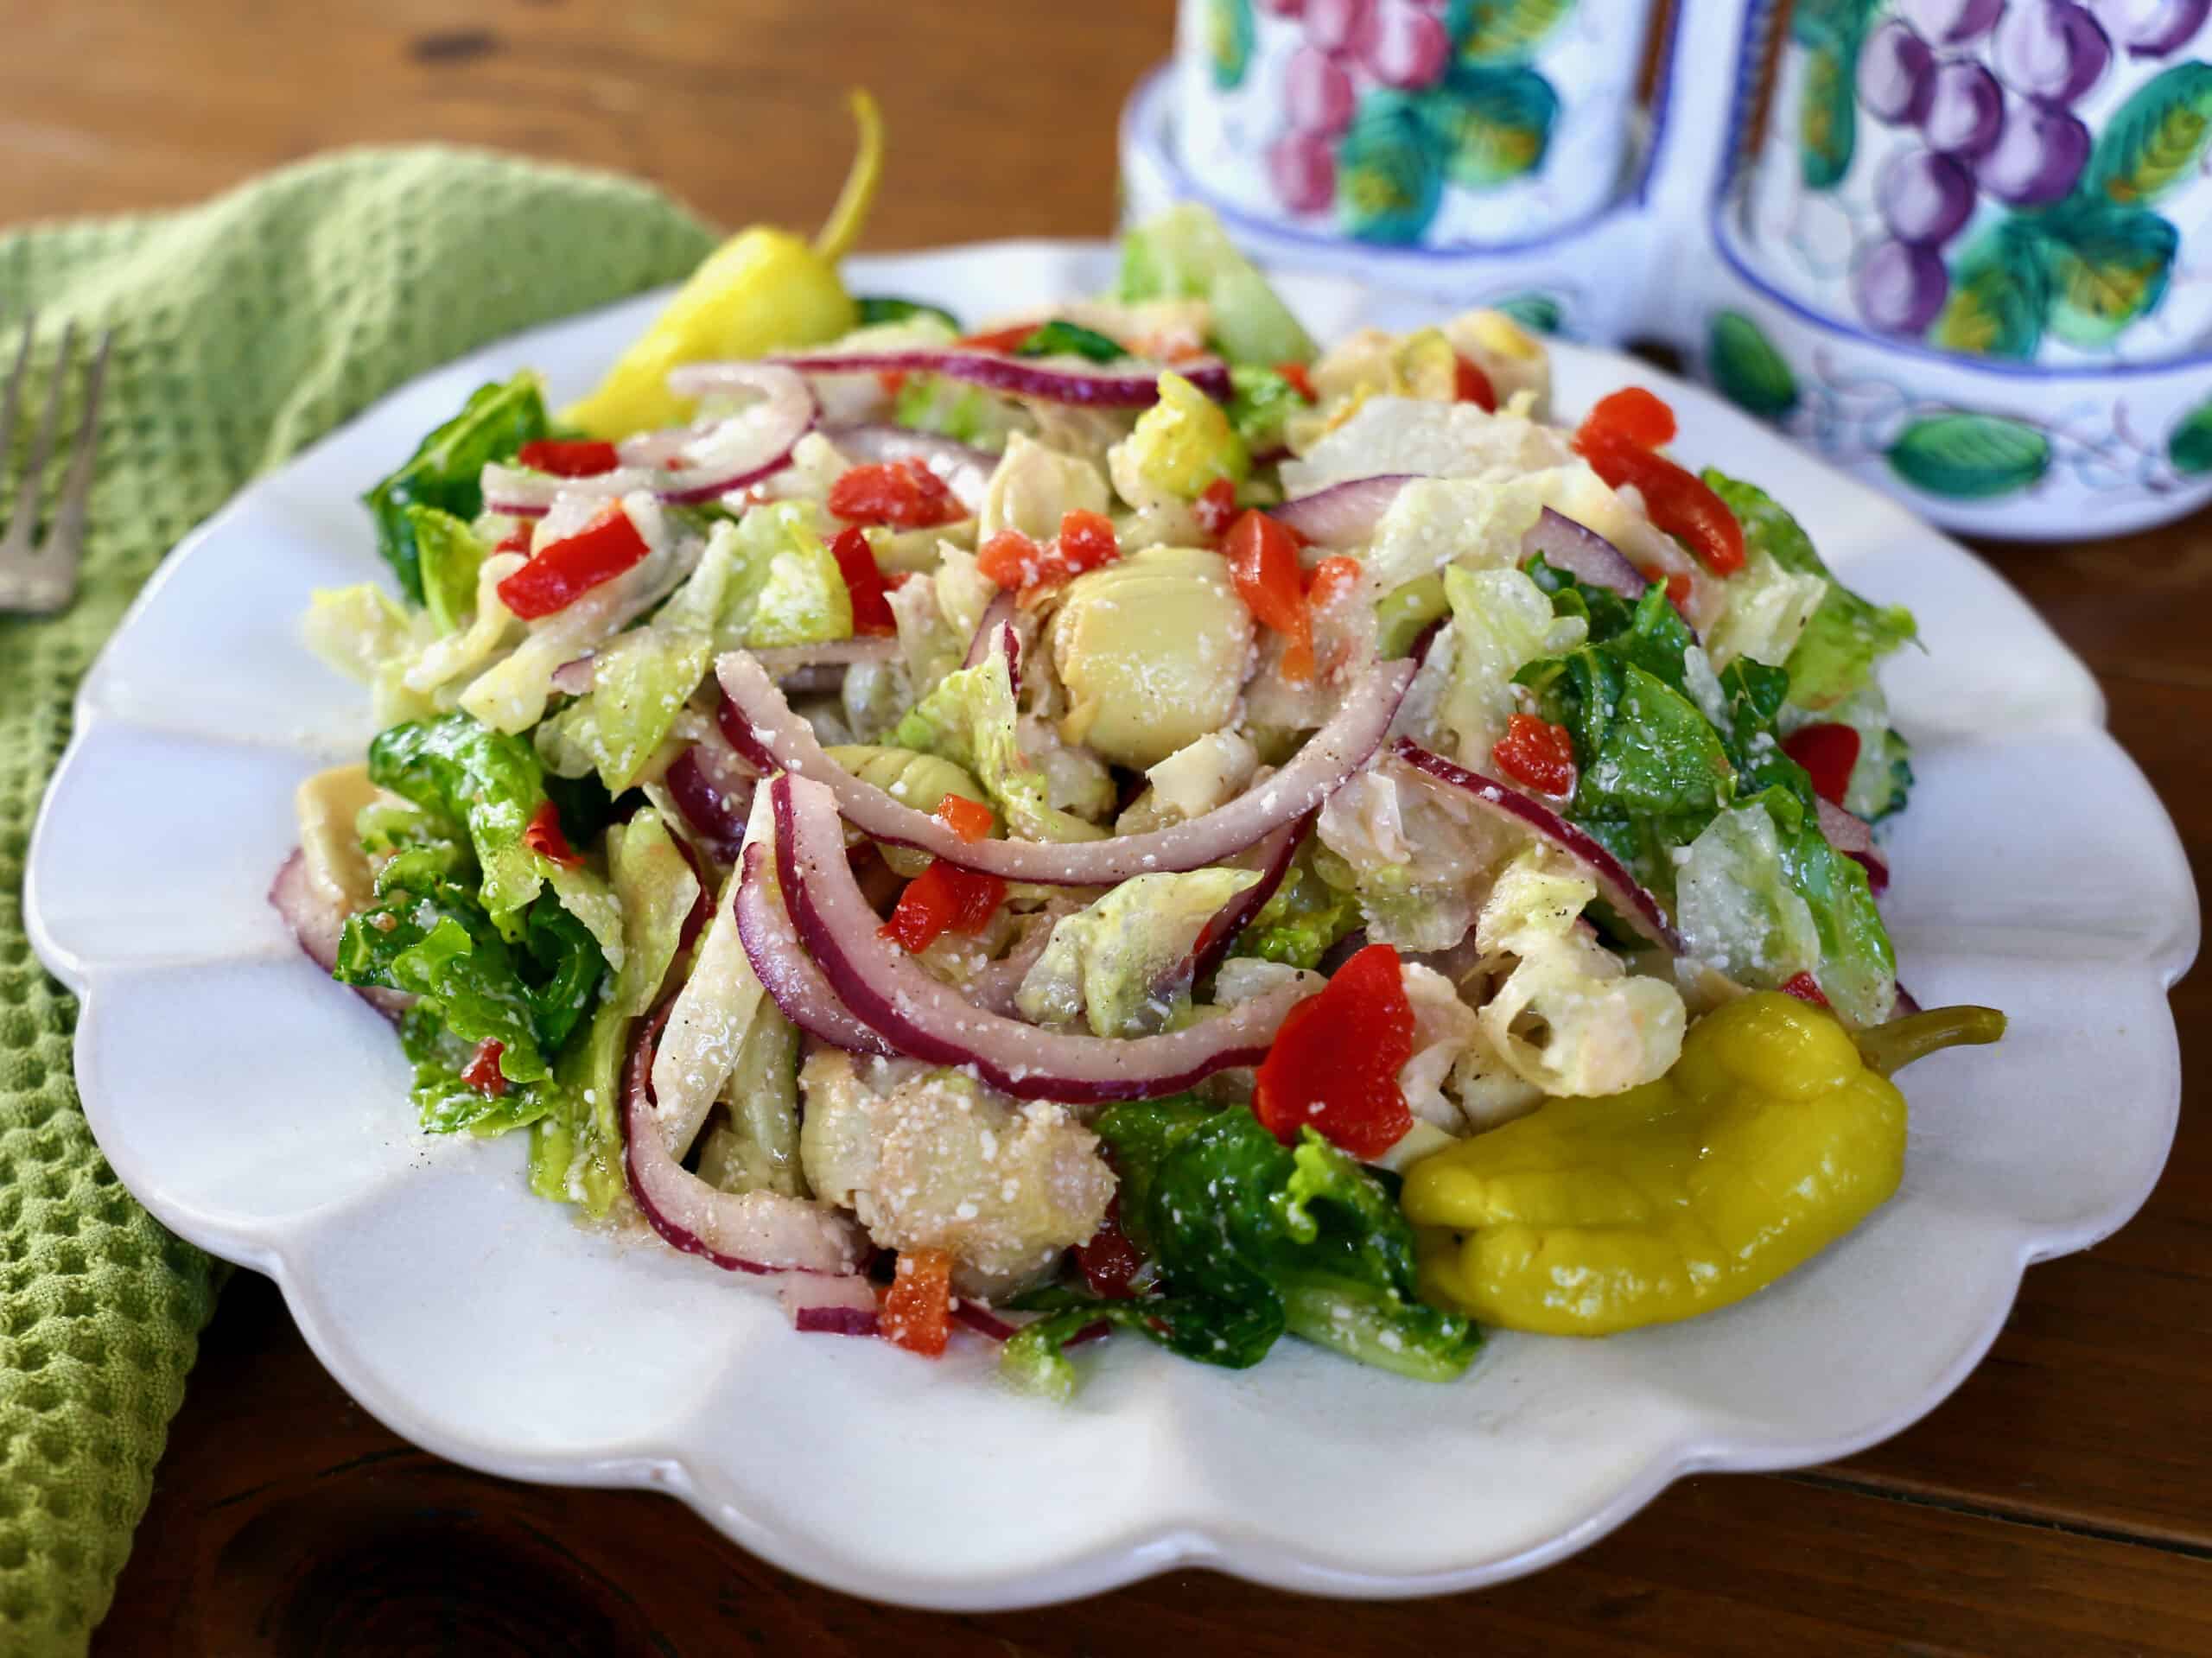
7 3 2204 1652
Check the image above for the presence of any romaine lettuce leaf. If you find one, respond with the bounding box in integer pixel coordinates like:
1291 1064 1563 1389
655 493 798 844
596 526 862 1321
367 713 555 926
537 626 713 792
407 505 490 637
1016 867 1260 1036
364 374 549 603
1117 203 1316 368
1230 842 1363 970
890 654 1106 842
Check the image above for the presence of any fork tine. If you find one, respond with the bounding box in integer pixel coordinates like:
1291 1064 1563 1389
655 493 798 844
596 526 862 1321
0 320 76 558
0 313 34 469
39 328 111 584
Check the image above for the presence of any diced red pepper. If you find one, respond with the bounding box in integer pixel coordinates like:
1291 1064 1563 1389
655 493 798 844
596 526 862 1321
1491 713 1579 798
459 1039 507 1097
1573 426 1745 576
1782 722 1862 807
976 510 1121 594
1275 360 1317 403
883 569 918 591
961 324 1036 353
827 524 898 636
935 792 995 843
1306 555 1362 609
1637 564 1695 612
1075 1200 1145 1301
523 800 582 867
516 437 622 477
827 458 963 530
1225 509 1314 681
495 527 534 556
1253 943 1414 1159
1580 386 1678 449
496 503 652 620
1453 353 1497 412
880 794 1006 952
1779 971 1832 1009
1194 476 1239 537
881 1248 953 1357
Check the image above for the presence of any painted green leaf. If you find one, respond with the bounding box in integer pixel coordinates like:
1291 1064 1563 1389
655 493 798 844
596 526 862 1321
1886 413 2051 499
2081 61 2212 209
1447 0 1575 63
1335 94 1446 245
2171 398 2212 477
1929 219 2051 361
1789 0 1882 48
1799 39 1856 191
1707 310 1800 420
1207 0 1255 90
1424 65 1560 189
1492 291 1563 335
2040 202 2178 349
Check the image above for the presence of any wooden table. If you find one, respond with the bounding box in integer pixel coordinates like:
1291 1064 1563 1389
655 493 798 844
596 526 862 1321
11 3 2206 1652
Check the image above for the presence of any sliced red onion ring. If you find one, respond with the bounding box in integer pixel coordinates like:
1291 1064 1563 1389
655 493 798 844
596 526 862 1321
1521 507 1644 599
268 851 414 1021
549 654 597 696
772 774 1317 1102
705 350 1231 409
1391 740 1683 953
780 1274 881 1337
1891 982 1922 1020
734 842 900 1057
961 591 1021 686
1269 474 1414 549
664 734 759 861
622 1002 868 1275
820 421 993 511
718 651 1413 885
951 1302 1020 1342
484 365 817 516
1185 816 1307 988
961 908 1064 1019
1816 796 1891 895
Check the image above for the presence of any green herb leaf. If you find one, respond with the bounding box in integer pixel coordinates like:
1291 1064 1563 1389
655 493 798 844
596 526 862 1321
1012 319 1128 365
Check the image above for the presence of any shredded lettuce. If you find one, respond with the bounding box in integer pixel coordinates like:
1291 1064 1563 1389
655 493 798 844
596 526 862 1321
1230 841 1363 970
408 505 489 636
890 654 1106 842
1435 563 1586 765
1116 203 1317 368
735 499 854 646
363 374 548 604
537 626 713 792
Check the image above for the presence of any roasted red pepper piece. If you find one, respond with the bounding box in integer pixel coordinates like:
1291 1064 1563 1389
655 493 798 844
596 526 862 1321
459 1038 508 1097
516 437 622 477
523 800 582 867
1580 385 1677 448
1254 943 1415 1159
934 792 995 843
1491 713 1579 798
960 324 1036 354
1453 353 1497 411
1225 509 1314 681
976 509 1120 594
1274 360 1317 402
881 1248 953 1357
1194 476 1239 537
1783 722 1862 807
1572 416 1746 577
827 524 898 636
880 794 1006 952
1075 1200 1145 1300
827 457 963 529
1779 971 1832 1009
1306 554 1362 608
496 503 652 619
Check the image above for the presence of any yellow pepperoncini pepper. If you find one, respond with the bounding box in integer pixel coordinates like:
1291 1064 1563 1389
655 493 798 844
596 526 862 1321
563 90 883 438
1402 992 2005 1337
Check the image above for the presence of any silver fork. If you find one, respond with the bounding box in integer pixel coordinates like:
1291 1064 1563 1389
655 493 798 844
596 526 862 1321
0 316 113 614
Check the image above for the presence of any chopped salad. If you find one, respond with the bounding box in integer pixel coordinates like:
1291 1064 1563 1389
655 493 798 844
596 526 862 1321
277 115 2001 1398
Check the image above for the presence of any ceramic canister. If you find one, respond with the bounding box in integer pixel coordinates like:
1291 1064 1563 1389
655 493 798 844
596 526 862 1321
1170 0 1663 248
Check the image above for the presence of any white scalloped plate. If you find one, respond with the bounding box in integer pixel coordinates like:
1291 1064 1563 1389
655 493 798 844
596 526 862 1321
27 242 2198 1608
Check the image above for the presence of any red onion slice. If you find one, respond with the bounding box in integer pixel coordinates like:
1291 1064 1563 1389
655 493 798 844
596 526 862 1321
718 651 1413 885
664 733 759 861
549 654 597 696
1269 474 1415 549
696 350 1232 409
960 591 1021 685
734 843 900 1057
484 365 817 516
820 421 993 511
1521 507 1645 599
622 1002 868 1275
771 774 1317 1102
951 1301 1020 1341
1391 740 1683 953
269 850 413 1021
750 638 903 679
1185 816 1307 988
780 1274 881 1337
1816 796 1891 895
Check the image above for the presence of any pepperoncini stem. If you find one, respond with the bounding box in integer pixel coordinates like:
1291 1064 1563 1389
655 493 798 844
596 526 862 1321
1853 1005 2007 1077
813 90 884 263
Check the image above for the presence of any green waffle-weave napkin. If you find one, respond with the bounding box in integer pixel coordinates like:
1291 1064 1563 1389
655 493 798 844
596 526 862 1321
0 148 716 1655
